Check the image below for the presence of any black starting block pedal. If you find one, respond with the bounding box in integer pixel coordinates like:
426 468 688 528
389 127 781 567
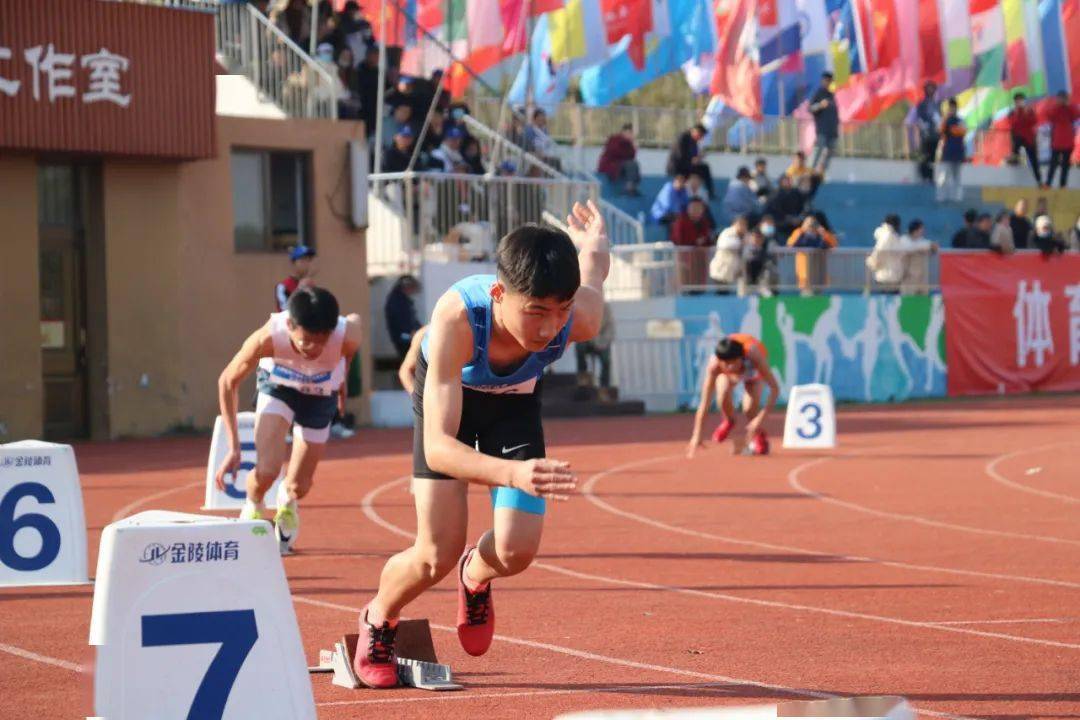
310 619 463 692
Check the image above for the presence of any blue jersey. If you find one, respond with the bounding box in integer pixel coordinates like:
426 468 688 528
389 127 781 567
422 274 572 395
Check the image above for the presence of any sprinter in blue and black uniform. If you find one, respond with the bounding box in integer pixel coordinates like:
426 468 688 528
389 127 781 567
353 202 612 688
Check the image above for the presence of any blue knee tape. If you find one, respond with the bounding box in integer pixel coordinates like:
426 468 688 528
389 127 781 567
489 486 546 515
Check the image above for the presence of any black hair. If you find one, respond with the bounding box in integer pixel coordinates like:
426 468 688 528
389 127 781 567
755 157 767 166
714 336 745 361
692 123 707 135
963 208 978 224
977 213 992 223
908 219 924 234
736 166 752 180
1058 90 1069 100
884 214 901 232
687 196 706 206
994 210 1009 223
495 224 580 302
621 123 633 132
287 286 339 333
822 71 834 80
946 97 958 109
1013 91 1026 101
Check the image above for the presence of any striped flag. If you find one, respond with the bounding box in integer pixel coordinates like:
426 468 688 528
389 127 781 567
970 0 1006 87
1002 0 1029 85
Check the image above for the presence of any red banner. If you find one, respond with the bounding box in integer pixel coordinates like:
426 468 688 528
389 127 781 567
941 254 1080 396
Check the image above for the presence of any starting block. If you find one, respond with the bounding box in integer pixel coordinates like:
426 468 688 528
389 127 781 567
556 696 913 720
310 619 462 691
0 440 89 587
783 383 837 449
203 412 286 510
90 510 316 719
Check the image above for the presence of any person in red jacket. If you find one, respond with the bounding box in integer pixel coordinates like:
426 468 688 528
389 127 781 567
669 197 715 290
597 123 641 196
1007 92 1042 186
1045 91 1079 188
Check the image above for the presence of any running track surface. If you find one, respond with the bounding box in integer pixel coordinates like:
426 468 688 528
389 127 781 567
2 396 1078 719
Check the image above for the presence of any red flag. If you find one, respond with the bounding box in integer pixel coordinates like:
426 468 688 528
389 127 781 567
917 0 945 83
601 0 653 69
1064 0 1080 100
710 0 761 120
531 0 565 14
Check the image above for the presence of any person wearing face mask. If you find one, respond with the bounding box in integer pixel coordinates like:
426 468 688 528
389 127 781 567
1032 215 1066 256
744 219 777 296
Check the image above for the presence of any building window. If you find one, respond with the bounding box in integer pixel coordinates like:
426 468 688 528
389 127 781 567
231 149 312 252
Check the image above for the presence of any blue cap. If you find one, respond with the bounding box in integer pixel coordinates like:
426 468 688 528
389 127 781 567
290 245 316 261
396 124 414 138
445 126 464 139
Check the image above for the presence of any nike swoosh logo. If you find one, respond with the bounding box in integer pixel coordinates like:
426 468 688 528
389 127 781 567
502 443 529 455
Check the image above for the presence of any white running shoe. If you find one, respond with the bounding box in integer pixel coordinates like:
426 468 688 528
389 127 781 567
273 485 299 554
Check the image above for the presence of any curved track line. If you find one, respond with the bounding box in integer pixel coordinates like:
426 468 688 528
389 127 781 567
349 483 984 720
110 480 204 523
583 454 1080 590
985 442 1080 504
788 458 1080 547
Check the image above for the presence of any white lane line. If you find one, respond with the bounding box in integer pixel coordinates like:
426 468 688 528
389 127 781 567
110 480 204 522
583 454 1080 590
0 642 85 673
929 618 1075 626
316 682 735 707
788 457 1080 547
985 442 1080 504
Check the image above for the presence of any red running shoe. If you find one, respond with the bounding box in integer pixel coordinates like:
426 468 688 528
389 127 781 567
750 430 770 456
711 417 734 443
456 546 495 656
353 606 399 688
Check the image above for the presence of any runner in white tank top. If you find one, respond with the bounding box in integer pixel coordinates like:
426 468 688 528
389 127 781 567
216 286 362 554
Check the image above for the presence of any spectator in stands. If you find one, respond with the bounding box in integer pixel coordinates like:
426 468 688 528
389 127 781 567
867 215 935 292
418 109 446 155
1007 92 1042 186
670 197 716 289
722 166 760 225
335 1 374 68
524 109 556 162
269 0 311 47
951 209 979 248
1032 215 1066 255
667 123 714 197
1034 196 1050 220
650 174 689 226
785 151 813 182
1069 213 1080 252
710 215 749 289
990 211 1015 254
765 174 806 240
461 137 485 175
382 126 415 173
787 215 837 294
912 81 941 184
975 213 994 249
385 275 422 362
598 124 642 196
1009 199 1033 250
447 102 471 135
743 223 777 296
431 126 468 173
576 302 615 402
936 98 966 203
1046 91 1079 188
380 102 414 150
808 72 839 174
751 157 772 197
355 45 380 133
275 245 316 311
387 76 420 115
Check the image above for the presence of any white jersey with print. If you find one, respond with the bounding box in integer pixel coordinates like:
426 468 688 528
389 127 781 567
257 312 347 397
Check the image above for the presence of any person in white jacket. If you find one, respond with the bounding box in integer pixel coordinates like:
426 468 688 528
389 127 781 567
867 215 935 293
709 215 749 288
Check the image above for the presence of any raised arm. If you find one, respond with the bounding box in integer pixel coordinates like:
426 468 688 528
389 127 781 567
423 295 576 499
687 357 720 458
566 199 612 343
215 323 273 489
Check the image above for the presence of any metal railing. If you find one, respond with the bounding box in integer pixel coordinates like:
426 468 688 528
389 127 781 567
465 113 645 246
472 98 926 161
214 1 339 119
367 171 598 275
605 244 939 300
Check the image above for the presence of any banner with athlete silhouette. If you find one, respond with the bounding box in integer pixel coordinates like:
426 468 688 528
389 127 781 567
940 253 1080 396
